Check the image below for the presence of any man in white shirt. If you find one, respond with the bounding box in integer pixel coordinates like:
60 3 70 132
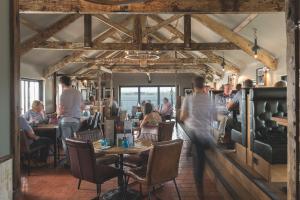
160 97 173 120
58 76 84 167
180 76 216 199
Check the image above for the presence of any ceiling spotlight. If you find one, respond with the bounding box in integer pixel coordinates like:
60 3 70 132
252 28 260 59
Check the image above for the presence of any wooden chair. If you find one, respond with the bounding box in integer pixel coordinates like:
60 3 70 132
124 122 175 169
66 138 121 198
157 122 175 142
126 139 183 200
20 131 48 176
73 129 118 189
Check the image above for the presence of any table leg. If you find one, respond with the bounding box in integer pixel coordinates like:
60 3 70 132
53 135 57 168
102 153 141 200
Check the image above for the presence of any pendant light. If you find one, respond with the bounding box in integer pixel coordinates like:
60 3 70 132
221 52 226 72
252 28 260 59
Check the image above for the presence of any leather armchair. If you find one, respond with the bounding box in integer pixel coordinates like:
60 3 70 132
66 138 121 198
249 88 287 164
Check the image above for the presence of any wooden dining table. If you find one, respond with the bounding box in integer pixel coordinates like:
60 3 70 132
272 116 288 127
93 139 152 200
33 124 59 168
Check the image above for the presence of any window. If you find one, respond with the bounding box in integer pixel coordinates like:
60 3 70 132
21 79 43 114
140 87 158 108
119 86 176 113
159 86 176 107
120 87 139 113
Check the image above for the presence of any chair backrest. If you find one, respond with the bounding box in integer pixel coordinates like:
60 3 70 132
20 130 30 153
74 129 103 142
66 138 97 183
146 139 183 186
158 122 175 142
141 125 159 141
249 88 287 148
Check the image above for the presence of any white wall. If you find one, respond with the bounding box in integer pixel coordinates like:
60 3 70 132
0 0 13 198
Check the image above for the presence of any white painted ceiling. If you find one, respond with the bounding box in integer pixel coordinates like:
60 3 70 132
20 13 286 77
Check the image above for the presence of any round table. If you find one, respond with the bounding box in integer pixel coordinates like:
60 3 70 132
94 140 152 200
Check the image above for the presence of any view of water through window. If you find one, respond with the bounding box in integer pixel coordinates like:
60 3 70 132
120 86 176 114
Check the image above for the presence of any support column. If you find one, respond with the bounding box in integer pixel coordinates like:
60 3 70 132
286 0 300 199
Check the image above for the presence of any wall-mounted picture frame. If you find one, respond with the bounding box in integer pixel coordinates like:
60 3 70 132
256 67 266 86
103 88 113 99
184 88 193 96
281 75 287 82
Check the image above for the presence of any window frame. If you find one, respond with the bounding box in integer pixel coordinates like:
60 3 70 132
20 78 43 114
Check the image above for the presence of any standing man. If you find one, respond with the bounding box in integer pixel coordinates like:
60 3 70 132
180 76 216 199
58 76 83 167
160 97 173 121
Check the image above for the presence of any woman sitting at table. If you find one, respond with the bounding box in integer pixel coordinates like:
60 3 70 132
24 100 48 124
139 103 162 141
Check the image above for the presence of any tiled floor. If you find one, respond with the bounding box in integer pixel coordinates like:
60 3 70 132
17 126 222 200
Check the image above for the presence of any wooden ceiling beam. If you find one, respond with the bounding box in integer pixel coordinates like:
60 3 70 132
184 15 191 49
35 41 239 51
193 14 278 70
21 14 81 55
72 57 211 65
93 14 133 37
148 14 240 73
19 0 285 13
133 15 143 49
84 14 92 47
44 16 133 77
143 15 183 36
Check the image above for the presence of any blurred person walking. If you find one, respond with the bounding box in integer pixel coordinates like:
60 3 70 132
180 76 216 199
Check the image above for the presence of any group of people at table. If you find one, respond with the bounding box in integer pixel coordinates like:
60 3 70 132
19 75 175 168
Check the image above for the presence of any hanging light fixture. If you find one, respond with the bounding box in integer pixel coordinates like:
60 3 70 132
252 28 260 59
221 52 226 72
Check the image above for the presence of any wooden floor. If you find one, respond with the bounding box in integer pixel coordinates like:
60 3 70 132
16 126 222 200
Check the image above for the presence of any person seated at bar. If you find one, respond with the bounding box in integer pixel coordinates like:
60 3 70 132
19 116 51 164
235 83 242 91
159 97 173 121
274 80 287 88
109 96 119 117
225 79 254 143
215 83 234 114
24 100 48 124
204 85 211 94
139 103 162 141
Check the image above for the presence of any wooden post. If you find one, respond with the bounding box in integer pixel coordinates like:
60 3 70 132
97 71 102 102
110 73 113 106
52 72 57 112
84 14 92 47
184 15 191 49
286 0 300 199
